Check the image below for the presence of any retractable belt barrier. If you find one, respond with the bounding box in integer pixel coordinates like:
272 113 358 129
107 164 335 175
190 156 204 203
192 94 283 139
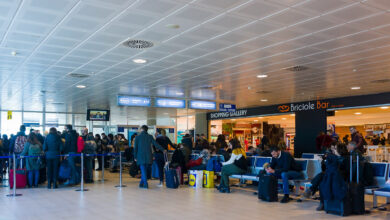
1 152 123 197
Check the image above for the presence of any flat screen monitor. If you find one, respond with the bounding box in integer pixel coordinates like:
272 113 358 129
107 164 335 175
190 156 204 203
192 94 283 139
87 109 110 121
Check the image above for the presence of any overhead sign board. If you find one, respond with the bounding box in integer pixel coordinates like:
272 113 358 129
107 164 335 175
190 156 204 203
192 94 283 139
219 103 236 112
117 95 151 107
189 100 216 110
155 98 186 108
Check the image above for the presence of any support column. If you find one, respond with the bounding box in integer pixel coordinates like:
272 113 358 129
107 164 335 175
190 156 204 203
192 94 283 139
294 110 327 157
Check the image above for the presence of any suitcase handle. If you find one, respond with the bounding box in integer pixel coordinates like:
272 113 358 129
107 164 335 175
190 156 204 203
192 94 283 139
349 152 359 184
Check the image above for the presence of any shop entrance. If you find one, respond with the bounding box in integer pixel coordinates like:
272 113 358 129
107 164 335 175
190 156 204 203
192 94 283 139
210 114 295 153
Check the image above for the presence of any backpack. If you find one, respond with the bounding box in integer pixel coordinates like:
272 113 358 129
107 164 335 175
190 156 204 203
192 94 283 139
14 135 27 153
77 136 84 153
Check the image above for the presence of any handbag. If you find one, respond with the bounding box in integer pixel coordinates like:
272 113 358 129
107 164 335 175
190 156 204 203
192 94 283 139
234 156 248 171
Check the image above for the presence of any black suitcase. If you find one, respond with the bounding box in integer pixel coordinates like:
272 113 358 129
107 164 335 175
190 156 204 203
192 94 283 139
258 173 278 202
324 153 365 216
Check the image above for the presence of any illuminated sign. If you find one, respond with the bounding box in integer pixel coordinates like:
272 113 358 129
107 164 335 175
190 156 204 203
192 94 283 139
210 109 247 119
117 95 151 107
189 100 216 110
219 103 236 112
278 101 330 112
155 98 186 108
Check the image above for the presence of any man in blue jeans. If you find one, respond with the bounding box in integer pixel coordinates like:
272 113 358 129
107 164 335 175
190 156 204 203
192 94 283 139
62 125 79 185
134 125 165 189
266 146 303 203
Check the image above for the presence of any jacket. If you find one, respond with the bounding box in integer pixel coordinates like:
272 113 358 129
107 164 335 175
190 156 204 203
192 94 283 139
83 140 96 155
320 154 348 201
134 131 164 165
270 151 302 176
43 133 63 159
155 135 174 152
21 143 43 171
62 130 78 153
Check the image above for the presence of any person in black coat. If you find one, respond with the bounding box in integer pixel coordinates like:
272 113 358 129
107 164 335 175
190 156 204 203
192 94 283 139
43 127 63 189
266 146 303 203
61 125 78 185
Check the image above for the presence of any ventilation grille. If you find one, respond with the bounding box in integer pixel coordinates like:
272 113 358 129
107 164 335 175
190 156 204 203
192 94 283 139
370 79 390 84
122 39 154 49
67 73 90 78
286 65 309 72
256 90 270 94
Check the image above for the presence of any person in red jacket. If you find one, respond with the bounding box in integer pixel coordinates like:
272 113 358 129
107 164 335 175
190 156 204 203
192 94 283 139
77 134 84 153
315 131 333 153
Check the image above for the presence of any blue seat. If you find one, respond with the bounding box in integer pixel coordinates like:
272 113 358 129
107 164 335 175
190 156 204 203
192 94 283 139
372 163 390 208
301 153 315 159
254 157 272 174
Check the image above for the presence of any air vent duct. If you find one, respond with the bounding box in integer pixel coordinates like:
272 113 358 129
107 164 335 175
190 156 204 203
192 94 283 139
122 39 154 49
286 65 309 72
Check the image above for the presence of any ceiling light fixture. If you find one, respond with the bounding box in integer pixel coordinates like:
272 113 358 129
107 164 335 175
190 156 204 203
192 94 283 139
282 118 287 120
290 114 295 116
46 99 54 102
257 74 268 78
133 58 147 64
76 85 86 89
176 92 184 95
354 112 362 115
254 120 258 122
260 99 268 102
353 69 357 72
380 106 389 109
11 51 17 56
351 86 360 90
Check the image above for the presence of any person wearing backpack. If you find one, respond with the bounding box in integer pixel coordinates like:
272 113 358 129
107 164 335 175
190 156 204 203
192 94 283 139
83 134 96 183
10 125 27 168
21 133 43 188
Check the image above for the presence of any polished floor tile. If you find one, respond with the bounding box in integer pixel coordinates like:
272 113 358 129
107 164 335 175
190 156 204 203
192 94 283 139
1 171 389 220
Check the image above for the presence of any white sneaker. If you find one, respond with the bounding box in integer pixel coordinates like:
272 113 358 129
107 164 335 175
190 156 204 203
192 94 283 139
157 182 163 187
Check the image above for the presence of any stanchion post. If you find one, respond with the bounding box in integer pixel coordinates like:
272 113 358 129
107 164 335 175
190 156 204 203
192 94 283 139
76 153 89 192
7 153 22 197
98 154 107 182
115 152 126 188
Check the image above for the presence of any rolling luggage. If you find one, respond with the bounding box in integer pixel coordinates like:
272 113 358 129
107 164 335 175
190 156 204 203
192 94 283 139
129 162 139 177
258 173 278 202
164 153 179 189
324 153 364 216
9 159 27 189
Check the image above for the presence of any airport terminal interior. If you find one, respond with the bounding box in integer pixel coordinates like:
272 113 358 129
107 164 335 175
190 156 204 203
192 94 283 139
2 0 390 219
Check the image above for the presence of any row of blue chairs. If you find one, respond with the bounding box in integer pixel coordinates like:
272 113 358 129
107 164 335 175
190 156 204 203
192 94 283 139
367 162 390 208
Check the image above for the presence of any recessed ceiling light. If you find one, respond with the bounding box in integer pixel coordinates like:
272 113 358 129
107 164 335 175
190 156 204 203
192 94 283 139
76 85 86 89
380 106 389 109
260 99 268 102
176 92 184 95
282 118 287 120
351 86 360 90
248 86 252 90
188 115 193 118
166 24 180 29
353 69 357 72
11 51 17 56
232 119 236 121
254 120 258 122
46 99 54 102
354 112 362 115
257 74 268 78
335 110 338 112
258 117 263 119
133 58 147 64
290 114 295 116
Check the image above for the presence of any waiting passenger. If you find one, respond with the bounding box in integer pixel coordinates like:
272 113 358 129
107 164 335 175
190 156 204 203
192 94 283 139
247 146 258 156
43 127 63 189
62 125 78 186
349 127 366 153
181 133 193 150
21 133 43 188
83 134 96 183
154 128 174 187
266 146 303 203
218 139 247 193
188 148 210 171
10 125 27 168
134 125 164 189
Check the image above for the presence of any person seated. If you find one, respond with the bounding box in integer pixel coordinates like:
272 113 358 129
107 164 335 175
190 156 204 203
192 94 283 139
247 146 258 156
188 148 210 170
260 145 272 157
304 143 348 211
218 139 247 193
266 146 303 203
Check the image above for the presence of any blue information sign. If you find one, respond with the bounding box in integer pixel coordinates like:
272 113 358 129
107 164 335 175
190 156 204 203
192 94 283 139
155 98 186 108
117 95 151 107
189 100 217 110
219 103 236 112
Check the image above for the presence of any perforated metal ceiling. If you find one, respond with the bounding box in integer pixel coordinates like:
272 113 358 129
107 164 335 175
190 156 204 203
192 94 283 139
0 0 390 114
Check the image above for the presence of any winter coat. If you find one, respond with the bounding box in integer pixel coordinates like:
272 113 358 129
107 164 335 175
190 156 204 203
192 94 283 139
134 131 163 165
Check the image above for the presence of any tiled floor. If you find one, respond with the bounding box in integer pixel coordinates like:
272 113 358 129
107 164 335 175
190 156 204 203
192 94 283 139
0 171 389 220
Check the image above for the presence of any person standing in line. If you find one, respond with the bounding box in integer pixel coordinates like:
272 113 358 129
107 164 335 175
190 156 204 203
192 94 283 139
21 133 43 188
95 134 103 171
134 125 165 189
62 125 78 186
10 125 28 168
155 129 175 187
83 134 96 183
43 127 63 189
